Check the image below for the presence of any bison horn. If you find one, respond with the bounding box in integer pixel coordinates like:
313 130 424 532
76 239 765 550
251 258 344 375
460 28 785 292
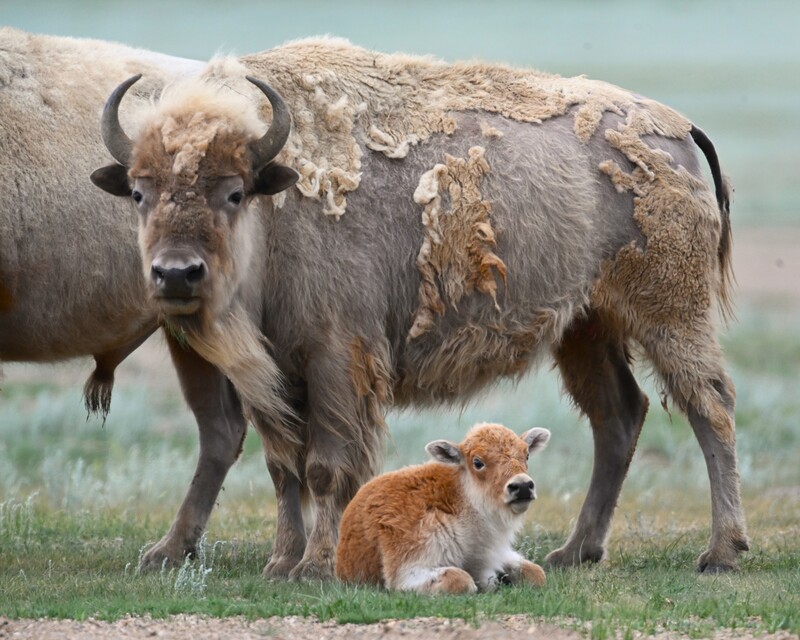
246 76 292 171
100 74 141 167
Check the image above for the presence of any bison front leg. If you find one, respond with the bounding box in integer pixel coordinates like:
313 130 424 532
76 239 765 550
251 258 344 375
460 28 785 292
287 344 387 581
139 336 246 570
546 314 649 568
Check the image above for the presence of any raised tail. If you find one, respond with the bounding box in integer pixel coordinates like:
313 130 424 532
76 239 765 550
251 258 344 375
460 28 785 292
690 124 734 321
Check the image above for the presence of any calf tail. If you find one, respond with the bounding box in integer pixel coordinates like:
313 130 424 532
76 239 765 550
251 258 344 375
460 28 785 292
690 125 735 322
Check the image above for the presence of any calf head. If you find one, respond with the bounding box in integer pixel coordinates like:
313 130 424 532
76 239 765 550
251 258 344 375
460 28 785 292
427 423 550 516
91 74 299 329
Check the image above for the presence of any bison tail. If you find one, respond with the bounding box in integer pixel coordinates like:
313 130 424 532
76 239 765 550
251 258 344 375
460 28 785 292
83 366 114 424
690 125 735 323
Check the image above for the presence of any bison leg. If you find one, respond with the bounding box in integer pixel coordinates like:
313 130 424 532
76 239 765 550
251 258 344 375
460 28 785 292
546 314 649 568
286 347 385 581
83 323 158 420
139 335 246 571
640 330 748 572
262 459 307 578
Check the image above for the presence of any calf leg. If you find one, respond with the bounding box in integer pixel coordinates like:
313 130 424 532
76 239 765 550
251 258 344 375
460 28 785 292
139 335 246 570
393 566 477 594
546 314 649 568
639 329 748 572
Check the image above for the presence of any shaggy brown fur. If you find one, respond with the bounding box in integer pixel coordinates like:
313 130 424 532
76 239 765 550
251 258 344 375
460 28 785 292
336 423 550 593
410 146 507 340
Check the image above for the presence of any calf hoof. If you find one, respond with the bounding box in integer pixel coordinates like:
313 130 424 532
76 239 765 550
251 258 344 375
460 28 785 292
431 568 477 595
545 544 604 568
263 555 301 579
138 538 190 572
520 561 546 587
288 556 335 582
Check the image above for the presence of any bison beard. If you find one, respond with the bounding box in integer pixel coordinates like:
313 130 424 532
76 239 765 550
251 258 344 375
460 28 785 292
180 304 301 467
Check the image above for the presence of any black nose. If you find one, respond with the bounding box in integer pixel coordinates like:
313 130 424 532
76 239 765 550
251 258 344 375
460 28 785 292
508 480 535 501
151 261 205 297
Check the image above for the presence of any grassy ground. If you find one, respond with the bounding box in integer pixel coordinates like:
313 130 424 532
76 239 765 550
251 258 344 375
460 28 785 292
1 302 799 636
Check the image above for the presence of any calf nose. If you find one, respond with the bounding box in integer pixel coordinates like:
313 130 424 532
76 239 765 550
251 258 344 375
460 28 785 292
151 259 206 297
507 479 535 501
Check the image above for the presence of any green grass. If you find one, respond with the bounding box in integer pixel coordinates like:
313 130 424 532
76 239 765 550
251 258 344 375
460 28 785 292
0 495 797 637
0 303 798 635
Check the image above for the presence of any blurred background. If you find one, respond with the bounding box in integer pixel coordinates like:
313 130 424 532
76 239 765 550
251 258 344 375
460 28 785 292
1 1 798 546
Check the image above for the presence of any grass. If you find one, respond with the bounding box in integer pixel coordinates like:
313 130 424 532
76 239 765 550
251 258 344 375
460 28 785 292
0 302 798 635
0 494 797 637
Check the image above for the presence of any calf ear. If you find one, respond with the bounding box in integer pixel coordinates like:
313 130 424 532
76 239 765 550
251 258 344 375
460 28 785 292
522 428 551 456
90 164 131 197
254 163 300 196
425 440 463 465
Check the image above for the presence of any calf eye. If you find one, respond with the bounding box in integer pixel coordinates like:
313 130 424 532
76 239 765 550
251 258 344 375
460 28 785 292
472 458 485 471
132 190 143 204
228 189 244 206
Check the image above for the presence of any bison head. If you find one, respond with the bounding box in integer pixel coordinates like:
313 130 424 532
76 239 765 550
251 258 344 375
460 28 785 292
426 423 551 517
91 74 299 328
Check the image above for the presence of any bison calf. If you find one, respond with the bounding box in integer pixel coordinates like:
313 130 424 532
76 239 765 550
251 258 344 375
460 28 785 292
336 423 550 594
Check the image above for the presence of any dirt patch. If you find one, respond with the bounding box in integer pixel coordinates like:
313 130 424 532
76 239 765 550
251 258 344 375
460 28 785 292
3 614 796 640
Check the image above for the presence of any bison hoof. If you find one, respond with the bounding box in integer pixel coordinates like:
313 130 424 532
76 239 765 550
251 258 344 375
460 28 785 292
288 557 335 582
544 545 604 568
696 550 739 574
138 540 190 572
263 555 301 579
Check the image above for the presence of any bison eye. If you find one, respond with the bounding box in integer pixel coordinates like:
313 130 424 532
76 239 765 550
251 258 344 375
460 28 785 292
228 189 244 206
472 458 485 471
132 190 143 204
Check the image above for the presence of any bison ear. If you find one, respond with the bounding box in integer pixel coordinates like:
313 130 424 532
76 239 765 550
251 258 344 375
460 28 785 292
425 440 463 465
90 164 131 197
522 428 551 456
253 163 300 196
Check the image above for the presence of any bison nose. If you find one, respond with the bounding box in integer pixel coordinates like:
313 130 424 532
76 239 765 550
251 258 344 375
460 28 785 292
508 479 535 501
150 259 206 297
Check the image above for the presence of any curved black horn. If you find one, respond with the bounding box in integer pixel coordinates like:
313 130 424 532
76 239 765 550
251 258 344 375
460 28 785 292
100 74 141 166
246 76 292 171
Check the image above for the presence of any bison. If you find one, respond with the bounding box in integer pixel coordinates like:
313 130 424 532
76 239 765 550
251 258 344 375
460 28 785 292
91 36 748 580
336 422 550 593
0 27 247 570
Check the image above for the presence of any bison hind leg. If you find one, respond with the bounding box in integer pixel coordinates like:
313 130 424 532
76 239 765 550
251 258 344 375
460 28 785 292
639 328 748 572
83 327 157 422
546 312 648 568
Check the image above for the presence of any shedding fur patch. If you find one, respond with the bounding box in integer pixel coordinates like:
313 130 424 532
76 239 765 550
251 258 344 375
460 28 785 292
204 38 691 219
591 109 732 441
409 147 506 340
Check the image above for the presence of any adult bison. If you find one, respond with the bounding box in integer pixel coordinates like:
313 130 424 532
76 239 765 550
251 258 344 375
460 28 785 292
91 36 747 580
0 27 242 569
